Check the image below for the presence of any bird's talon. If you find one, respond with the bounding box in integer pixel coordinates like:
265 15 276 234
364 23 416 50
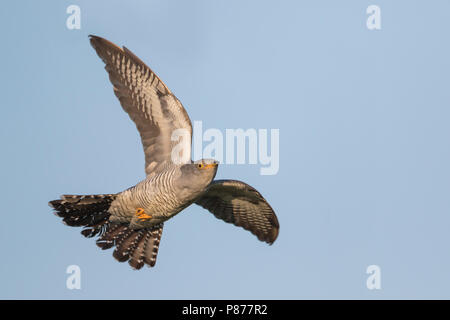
135 208 152 221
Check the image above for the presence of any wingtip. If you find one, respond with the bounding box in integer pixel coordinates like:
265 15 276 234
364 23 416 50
88 34 98 42
88 35 100 50
88 34 102 47
88 34 101 40
88 35 125 54
267 225 279 245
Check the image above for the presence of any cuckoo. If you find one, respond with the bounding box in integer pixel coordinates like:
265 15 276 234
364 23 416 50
49 36 280 270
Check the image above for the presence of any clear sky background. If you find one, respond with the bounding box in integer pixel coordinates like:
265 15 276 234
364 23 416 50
1 0 450 299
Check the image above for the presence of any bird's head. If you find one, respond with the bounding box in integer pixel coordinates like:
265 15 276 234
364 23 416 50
193 159 219 171
178 159 219 195
189 159 219 182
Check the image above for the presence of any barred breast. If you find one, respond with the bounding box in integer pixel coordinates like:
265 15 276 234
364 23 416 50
108 166 187 225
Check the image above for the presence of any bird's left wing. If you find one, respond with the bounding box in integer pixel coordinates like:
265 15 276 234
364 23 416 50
195 180 279 244
89 35 192 175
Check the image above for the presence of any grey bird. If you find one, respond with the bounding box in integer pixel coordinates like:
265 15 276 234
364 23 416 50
49 36 279 270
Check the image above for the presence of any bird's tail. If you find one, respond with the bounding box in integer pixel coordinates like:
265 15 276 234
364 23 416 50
49 194 116 236
49 194 164 269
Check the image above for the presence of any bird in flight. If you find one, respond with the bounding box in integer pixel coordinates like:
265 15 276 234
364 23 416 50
49 36 279 270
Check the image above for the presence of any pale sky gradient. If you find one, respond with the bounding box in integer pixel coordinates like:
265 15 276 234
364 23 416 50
1 0 450 299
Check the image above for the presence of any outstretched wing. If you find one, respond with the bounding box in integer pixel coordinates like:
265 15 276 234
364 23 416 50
89 35 192 175
195 180 279 244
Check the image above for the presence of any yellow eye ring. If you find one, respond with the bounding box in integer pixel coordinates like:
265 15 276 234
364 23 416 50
197 163 204 169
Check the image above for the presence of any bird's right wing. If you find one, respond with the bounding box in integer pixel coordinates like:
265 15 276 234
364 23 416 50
89 35 192 175
195 180 279 244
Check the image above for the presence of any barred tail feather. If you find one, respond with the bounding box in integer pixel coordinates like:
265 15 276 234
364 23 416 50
49 194 116 228
96 224 129 250
144 226 163 267
114 230 146 263
113 228 136 262
129 233 149 270
115 224 164 270
49 194 164 269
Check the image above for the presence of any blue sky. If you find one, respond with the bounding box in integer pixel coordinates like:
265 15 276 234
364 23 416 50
1 0 450 299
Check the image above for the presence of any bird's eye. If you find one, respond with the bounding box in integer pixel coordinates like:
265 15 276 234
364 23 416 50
197 163 203 169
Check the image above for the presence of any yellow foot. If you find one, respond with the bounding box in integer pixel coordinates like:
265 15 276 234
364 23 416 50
135 208 152 221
